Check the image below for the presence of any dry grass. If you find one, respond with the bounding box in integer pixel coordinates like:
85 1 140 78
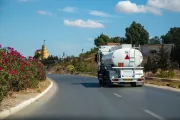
35 79 51 93
0 79 51 111
78 73 97 78
145 80 180 89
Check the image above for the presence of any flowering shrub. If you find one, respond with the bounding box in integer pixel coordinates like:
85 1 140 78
0 44 46 102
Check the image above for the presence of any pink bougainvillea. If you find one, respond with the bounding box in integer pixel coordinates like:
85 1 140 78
0 44 46 92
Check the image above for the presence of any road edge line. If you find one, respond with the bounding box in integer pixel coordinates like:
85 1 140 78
0 78 53 119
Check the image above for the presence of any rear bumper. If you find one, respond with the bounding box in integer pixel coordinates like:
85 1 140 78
110 78 144 83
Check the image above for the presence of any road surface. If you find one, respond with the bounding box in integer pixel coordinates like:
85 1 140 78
6 74 180 120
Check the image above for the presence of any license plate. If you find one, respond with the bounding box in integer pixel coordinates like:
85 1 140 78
123 79 132 82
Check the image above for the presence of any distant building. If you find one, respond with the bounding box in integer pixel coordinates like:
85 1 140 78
35 49 41 55
34 40 49 59
140 44 174 65
106 42 120 46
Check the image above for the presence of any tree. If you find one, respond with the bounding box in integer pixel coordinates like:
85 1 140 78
156 44 170 70
33 53 41 59
125 21 149 46
66 65 75 74
161 27 180 45
94 34 110 46
120 37 127 43
110 37 121 43
162 27 180 67
145 50 158 73
149 36 161 44
144 56 152 73
171 46 180 68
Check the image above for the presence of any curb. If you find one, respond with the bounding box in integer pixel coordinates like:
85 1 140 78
145 83 180 92
0 79 53 119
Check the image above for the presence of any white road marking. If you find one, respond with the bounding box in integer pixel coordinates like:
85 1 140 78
143 109 164 120
113 93 122 97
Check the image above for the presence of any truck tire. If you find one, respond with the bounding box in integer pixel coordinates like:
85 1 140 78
131 82 137 87
107 80 113 87
99 80 102 85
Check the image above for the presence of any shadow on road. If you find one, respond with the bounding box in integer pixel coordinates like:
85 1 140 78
72 82 133 88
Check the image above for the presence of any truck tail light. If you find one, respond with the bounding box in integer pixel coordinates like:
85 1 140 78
113 79 119 81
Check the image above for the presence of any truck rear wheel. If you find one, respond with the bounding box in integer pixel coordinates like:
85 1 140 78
99 80 102 85
131 82 137 87
107 80 113 87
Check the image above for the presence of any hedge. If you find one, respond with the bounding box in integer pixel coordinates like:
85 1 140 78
0 45 46 102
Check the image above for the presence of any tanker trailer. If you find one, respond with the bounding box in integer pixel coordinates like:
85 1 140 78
97 44 144 87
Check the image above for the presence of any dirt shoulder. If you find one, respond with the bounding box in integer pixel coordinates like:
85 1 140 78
0 79 51 112
145 79 180 89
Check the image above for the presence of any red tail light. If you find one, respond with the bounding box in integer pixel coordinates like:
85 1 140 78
113 79 119 81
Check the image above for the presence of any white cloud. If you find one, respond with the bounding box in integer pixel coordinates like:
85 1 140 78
58 7 77 13
64 19 104 28
115 1 162 15
115 1 146 13
37 10 52 16
147 0 180 12
146 6 162 15
89 10 110 17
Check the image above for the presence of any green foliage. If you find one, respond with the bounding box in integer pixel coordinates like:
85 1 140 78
94 34 121 46
156 69 176 78
125 21 149 45
171 46 180 67
144 56 152 72
144 45 171 73
75 62 88 72
66 65 75 73
149 36 161 44
111 37 121 43
161 27 180 68
33 53 41 59
47 55 58 61
0 46 46 102
94 34 109 46
157 44 170 70
0 72 11 101
161 27 180 45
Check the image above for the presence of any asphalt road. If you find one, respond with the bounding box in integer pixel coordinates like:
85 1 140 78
6 74 180 120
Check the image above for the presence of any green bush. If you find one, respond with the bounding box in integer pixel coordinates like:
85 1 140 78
0 45 46 102
156 69 176 78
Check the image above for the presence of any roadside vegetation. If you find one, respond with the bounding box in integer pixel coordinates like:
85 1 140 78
33 21 180 88
43 21 180 79
0 45 47 102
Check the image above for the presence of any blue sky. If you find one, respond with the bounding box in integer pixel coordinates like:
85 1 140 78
0 0 180 57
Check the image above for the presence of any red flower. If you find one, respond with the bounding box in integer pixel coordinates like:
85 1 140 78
2 60 4 64
11 48 14 51
9 71 13 74
0 68 2 71
9 70 17 75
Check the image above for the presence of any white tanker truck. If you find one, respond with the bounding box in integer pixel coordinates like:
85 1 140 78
97 44 144 87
